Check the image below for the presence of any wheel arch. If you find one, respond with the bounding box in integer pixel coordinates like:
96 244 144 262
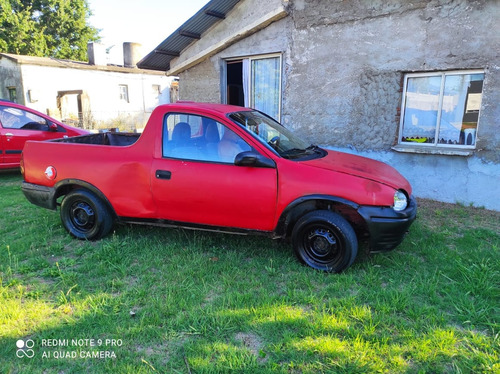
54 179 117 219
275 195 368 239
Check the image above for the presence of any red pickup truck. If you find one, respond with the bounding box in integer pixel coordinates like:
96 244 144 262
21 102 416 272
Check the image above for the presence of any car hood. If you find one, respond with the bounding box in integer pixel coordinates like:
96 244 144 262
303 149 412 193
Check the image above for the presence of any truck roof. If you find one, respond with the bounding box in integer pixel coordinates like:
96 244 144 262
157 101 253 115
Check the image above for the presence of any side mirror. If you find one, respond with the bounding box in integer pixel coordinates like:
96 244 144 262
49 123 59 132
234 151 276 169
234 151 276 168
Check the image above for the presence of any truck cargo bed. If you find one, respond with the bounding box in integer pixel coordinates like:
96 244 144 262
53 132 140 146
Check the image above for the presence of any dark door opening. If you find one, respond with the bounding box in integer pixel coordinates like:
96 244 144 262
226 60 244 107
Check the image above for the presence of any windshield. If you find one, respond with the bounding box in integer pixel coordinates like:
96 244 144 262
229 111 324 160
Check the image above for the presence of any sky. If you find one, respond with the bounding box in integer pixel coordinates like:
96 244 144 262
87 0 209 64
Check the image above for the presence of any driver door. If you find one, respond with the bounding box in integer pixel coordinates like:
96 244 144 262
150 113 278 231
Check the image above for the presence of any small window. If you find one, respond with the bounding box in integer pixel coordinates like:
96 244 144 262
162 113 252 163
152 84 161 99
399 70 484 148
0 105 49 131
8 87 17 102
119 85 129 103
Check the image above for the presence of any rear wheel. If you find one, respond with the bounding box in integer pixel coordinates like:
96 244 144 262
292 210 357 273
60 189 113 240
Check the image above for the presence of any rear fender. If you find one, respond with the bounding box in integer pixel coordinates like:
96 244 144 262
54 179 117 219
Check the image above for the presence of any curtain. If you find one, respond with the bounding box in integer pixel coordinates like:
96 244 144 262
251 57 280 121
438 74 471 144
242 59 250 107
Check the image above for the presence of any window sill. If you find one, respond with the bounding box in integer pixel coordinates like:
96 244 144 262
391 145 474 156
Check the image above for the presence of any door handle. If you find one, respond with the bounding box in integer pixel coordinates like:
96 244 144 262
155 170 171 180
5 133 13 136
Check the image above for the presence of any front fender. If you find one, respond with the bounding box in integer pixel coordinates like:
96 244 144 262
274 194 360 238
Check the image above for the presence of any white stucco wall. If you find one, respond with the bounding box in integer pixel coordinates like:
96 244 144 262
15 63 172 129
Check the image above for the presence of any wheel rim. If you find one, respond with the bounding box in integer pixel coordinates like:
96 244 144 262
70 201 96 232
302 224 344 267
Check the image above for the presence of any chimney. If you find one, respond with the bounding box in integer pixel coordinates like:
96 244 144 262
123 42 142 68
87 42 107 65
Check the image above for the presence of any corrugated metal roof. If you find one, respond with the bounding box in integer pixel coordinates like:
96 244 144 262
137 0 242 72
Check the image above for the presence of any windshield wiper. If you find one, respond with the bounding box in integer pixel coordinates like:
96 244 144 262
306 144 321 151
281 147 316 159
281 144 323 159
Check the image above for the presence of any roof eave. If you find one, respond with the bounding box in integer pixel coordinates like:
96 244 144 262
137 0 243 72
167 6 288 76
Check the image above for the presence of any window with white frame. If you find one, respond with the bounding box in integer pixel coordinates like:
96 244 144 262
119 84 129 103
224 54 282 121
399 70 484 148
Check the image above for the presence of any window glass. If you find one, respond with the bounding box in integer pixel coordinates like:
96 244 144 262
400 71 484 147
162 113 252 163
0 105 49 131
401 76 441 143
119 85 129 103
8 87 17 102
251 57 281 121
152 85 161 98
230 110 324 161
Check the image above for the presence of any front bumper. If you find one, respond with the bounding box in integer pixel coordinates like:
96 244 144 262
358 196 417 252
22 182 57 210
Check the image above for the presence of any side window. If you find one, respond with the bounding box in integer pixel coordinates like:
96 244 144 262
162 113 252 163
0 105 49 131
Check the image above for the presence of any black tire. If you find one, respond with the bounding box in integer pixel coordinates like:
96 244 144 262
60 189 114 240
292 210 358 273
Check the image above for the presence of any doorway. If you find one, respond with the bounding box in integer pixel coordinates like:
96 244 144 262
226 60 244 107
57 90 90 128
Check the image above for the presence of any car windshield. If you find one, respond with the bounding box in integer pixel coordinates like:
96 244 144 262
229 111 324 160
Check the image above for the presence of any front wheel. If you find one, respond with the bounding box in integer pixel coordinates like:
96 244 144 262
60 189 114 240
292 211 358 273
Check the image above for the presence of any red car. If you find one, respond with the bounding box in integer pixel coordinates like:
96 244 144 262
0 100 88 169
21 102 417 272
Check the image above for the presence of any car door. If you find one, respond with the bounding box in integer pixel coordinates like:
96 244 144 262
150 113 278 231
0 105 58 166
0 128 4 165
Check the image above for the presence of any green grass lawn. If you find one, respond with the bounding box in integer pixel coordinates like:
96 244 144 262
1 171 498 373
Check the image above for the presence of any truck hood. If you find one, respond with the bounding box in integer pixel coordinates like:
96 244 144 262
303 149 412 193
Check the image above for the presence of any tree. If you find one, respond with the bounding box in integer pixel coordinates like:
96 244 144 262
0 0 100 61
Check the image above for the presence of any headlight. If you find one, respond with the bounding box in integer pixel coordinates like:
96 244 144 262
393 190 408 211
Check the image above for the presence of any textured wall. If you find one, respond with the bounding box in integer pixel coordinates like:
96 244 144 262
284 0 499 159
179 58 221 103
175 0 500 209
0 58 24 104
178 0 290 102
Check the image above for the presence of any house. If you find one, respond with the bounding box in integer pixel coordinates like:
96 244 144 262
0 43 174 131
138 0 500 211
